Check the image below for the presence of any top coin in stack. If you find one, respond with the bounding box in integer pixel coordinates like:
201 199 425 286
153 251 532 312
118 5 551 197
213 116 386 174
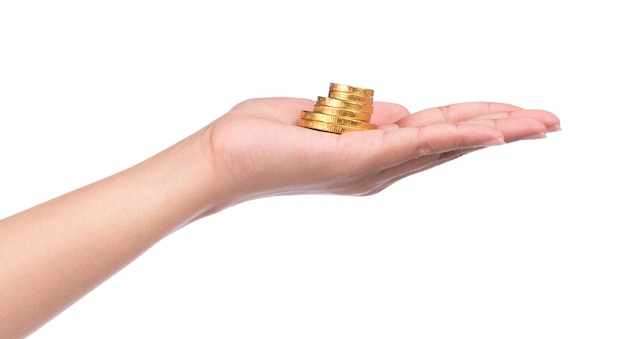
329 83 374 97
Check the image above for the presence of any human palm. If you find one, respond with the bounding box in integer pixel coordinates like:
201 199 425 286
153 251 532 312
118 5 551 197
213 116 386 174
201 97 559 204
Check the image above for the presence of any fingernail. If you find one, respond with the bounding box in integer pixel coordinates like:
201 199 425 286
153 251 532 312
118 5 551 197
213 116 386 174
522 132 547 140
480 138 505 147
547 124 562 132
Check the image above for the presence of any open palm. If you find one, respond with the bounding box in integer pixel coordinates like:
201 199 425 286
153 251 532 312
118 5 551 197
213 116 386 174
201 97 559 204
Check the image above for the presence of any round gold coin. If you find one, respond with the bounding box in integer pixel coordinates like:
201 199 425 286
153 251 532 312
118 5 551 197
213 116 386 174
297 119 374 134
316 96 374 114
313 105 372 121
329 83 374 97
300 111 377 129
328 90 374 105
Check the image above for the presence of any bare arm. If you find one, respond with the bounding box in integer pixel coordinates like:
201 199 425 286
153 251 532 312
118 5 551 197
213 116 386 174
0 98 560 338
0 131 222 338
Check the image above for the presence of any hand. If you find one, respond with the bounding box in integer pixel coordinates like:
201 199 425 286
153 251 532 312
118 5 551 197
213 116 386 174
199 98 560 206
0 97 560 337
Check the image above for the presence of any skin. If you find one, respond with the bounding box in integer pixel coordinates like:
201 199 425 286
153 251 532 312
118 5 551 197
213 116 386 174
0 98 560 338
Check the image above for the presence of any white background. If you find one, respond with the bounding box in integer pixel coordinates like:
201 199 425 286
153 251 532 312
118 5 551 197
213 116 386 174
1 1 624 338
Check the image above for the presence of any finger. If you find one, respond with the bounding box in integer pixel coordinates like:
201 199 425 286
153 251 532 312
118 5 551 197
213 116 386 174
466 109 561 132
460 117 548 142
396 102 524 127
363 116 554 192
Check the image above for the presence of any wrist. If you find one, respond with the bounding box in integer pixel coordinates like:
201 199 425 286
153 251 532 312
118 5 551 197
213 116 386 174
179 125 245 221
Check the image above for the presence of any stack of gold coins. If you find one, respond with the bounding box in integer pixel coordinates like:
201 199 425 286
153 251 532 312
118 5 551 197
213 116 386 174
298 83 377 134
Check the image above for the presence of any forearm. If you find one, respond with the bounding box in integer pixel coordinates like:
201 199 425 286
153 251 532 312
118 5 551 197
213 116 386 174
0 130 217 338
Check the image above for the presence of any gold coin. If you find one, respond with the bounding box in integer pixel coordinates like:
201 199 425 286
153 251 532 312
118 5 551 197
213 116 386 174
298 119 373 134
316 96 374 114
328 90 374 105
300 111 377 129
329 83 374 97
313 105 372 121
